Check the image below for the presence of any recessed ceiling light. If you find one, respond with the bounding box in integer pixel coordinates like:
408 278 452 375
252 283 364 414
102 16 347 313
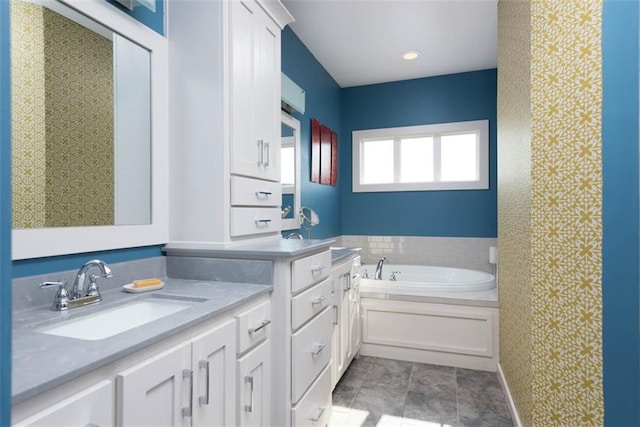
402 51 420 61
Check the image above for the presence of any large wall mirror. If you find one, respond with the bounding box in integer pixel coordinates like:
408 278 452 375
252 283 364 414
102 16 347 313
281 111 301 231
11 0 168 259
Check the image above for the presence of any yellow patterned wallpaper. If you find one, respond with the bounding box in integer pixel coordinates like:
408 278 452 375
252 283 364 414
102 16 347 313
498 0 604 426
530 1 603 425
497 0 533 425
11 1 114 229
11 0 46 228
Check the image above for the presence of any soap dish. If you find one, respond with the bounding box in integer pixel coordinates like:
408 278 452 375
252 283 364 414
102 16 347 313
122 281 165 293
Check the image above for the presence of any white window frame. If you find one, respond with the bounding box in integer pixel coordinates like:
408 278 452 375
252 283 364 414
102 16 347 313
352 120 489 192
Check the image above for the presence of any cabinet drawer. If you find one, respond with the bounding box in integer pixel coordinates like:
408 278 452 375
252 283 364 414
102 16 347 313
292 250 331 294
231 175 281 207
230 207 281 237
291 278 332 330
292 364 332 427
291 307 332 403
236 300 271 354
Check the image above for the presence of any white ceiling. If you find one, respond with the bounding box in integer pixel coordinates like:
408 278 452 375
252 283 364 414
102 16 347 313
282 0 498 88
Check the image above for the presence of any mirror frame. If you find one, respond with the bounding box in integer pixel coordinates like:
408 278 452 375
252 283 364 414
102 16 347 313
12 0 169 260
281 111 301 231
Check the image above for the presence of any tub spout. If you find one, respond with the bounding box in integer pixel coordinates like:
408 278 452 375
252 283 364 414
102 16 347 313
374 257 387 280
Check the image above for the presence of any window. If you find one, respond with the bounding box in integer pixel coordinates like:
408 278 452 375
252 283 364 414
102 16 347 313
352 120 489 192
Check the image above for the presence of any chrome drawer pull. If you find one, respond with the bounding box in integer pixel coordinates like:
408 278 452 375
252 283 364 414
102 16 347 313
199 360 210 405
333 305 338 325
264 142 271 166
309 406 327 422
84 424 100 427
245 375 254 413
182 369 193 417
311 296 326 306
311 343 326 357
257 140 264 166
311 265 325 274
255 191 272 199
249 319 271 334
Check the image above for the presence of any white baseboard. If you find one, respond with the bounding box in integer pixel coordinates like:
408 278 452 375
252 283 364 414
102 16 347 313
497 363 523 427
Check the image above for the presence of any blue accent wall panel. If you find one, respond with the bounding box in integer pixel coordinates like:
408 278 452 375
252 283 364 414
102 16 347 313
13 245 163 278
282 27 342 239
0 1 11 423
106 0 164 35
340 70 498 237
602 0 640 425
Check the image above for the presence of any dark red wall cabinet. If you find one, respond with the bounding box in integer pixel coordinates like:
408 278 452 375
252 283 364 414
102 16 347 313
311 118 337 186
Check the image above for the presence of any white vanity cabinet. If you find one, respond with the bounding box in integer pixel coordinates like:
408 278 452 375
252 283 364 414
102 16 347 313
270 248 333 427
168 0 293 244
117 319 237 426
331 255 362 388
12 295 271 427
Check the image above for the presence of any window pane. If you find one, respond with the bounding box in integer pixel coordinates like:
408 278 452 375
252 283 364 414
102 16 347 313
441 133 478 181
281 146 295 185
400 137 433 182
362 139 394 184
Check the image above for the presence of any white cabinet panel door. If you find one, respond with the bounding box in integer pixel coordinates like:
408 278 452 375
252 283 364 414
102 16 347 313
192 320 237 427
237 339 272 427
117 341 191 427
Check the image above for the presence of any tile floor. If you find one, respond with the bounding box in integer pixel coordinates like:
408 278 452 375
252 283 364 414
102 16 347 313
330 356 514 427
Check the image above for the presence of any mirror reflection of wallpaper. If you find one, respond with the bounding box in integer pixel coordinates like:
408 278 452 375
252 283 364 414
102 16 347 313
11 0 114 229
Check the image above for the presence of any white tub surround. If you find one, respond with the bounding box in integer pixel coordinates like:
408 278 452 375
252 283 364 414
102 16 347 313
359 265 499 372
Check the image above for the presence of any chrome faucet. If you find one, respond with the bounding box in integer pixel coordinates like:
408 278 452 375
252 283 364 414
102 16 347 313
71 259 113 300
40 259 112 311
285 232 304 239
374 257 387 280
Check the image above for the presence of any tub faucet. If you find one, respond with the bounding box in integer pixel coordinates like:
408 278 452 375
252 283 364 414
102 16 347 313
374 257 387 280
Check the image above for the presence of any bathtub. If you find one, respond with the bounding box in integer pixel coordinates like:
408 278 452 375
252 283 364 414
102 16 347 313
360 264 495 294
358 264 499 371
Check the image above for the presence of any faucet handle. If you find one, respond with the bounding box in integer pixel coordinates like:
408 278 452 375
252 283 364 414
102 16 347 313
85 274 102 298
390 271 401 281
40 280 70 311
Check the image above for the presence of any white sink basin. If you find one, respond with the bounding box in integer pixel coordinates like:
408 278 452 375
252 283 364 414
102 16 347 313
39 299 192 341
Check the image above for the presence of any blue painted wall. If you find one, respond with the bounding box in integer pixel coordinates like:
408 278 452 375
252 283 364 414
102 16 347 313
340 70 498 237
281 27 342 239
0 1 11 423
602 0 640 425
106 0 164 35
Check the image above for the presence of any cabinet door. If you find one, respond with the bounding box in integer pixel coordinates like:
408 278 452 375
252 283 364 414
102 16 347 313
255 9 280 182
230 0 280 181
331 277 344 389
339 272 351 378
117 341 191 427
237 340 272 427
350 277 362 355
13 381 114 427
192 320 237 427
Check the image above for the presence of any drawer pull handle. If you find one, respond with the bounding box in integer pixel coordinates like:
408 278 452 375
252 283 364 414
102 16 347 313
84 424 100 427
255 219 272 225
257 140 264 166
311 265 325 274
264 142 271 166
309 406 327 422
245 375 254 413
311 343 326 356
311 296 326 306
249 319 271 334
199 360 210 405
182 369 193 417
255 191 272 198
333 305 338 325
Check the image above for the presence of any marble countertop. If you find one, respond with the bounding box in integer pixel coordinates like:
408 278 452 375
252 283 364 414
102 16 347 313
163 238 335 259
12 278 271 405
331 247 361 264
